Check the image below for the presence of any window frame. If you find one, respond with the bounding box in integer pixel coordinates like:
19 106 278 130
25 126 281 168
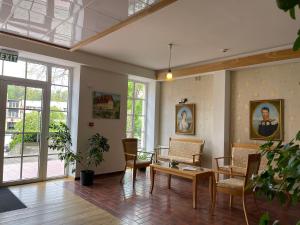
127 79 148 150
0 57 73 180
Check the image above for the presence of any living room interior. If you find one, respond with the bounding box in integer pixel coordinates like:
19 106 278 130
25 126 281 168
0 0 299 225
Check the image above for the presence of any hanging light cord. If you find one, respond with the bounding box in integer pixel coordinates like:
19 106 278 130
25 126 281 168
168 43 173 72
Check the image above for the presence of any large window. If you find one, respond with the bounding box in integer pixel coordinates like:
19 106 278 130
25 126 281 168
127 80 147 150
0 58 71 181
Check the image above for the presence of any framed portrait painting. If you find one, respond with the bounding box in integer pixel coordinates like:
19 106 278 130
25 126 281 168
250 99 284 140
93 91 121 119
175 104 195 135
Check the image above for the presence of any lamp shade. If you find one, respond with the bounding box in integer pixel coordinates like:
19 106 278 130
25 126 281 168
166 69 173 80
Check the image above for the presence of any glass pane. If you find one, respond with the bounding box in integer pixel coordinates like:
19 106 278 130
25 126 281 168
49 111 67 127
51 67 69 86
5 109 24 132
135 83 145 99
47 154 65 177
7 85 25 107
134 115 145 139
134 99 146 116
126 115 133 132
22 156 39 179
26 87 42 110
3 60 26 78
24 110 41 132
128 80 134 98
27 62 47 81
127 99 133 114
23 133 40 156
51 85 68 111
3 157 21 182
4 133 22 157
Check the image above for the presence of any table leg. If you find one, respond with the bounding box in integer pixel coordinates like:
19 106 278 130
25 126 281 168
192 176 198 209
150 167 155 194
209 173 214 210
168 174 171 189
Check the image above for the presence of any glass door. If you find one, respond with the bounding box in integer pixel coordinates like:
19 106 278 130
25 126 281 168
0 81 46 184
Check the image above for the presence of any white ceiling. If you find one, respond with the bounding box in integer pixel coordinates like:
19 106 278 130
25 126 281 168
0 0 158 48
80 0 300 70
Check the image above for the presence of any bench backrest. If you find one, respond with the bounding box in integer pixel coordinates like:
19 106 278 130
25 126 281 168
232 143 268 171
169 138 204 159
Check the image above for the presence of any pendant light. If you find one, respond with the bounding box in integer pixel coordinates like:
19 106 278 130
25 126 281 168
166 43 173 80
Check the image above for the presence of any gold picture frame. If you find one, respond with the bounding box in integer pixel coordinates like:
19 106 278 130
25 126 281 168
250 99 284 140
175 104 195 135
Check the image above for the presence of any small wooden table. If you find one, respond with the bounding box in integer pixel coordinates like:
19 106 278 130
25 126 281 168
149 162 214 209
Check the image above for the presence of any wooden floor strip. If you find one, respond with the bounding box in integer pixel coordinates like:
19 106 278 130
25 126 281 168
0 180 121 225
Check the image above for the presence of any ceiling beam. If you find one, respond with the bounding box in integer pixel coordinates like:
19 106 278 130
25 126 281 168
156 48 300 80
70 0 177 51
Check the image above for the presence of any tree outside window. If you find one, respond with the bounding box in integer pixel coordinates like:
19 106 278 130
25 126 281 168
127 80 147 150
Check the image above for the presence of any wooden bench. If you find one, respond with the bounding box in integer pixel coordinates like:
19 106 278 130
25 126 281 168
155 138 205 166
214 143 268 179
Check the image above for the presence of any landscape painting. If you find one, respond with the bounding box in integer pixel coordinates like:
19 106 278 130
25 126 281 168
93 91 121 119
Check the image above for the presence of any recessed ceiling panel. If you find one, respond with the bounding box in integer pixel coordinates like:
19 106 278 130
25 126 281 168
0 0 159 48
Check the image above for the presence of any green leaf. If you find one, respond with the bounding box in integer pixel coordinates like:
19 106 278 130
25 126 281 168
259 213 270 225
296 220 300 225
296 130 300 141
289 7 296 19
276 0 298 11
293 35 300 51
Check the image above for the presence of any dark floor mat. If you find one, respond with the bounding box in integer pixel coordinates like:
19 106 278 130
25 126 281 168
0 188 26 213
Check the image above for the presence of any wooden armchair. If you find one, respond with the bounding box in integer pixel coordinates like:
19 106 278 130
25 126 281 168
212 153 261 225
120 138 154 186
214 143 263 181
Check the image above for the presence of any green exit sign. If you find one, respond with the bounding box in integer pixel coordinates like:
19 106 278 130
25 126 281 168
0 49 18 62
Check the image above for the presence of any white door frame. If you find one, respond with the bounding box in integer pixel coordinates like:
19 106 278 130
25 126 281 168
0 76 50 186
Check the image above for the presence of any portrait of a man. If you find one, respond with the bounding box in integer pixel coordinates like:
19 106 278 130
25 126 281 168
175 104 195 135
250 99 283 140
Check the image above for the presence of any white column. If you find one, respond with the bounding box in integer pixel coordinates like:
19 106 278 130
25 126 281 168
211 70 231 167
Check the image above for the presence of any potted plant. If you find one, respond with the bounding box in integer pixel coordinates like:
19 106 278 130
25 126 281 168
252 130 300 225
48 122 110 186
81 133 110 186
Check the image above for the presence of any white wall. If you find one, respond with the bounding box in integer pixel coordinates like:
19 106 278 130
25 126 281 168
159 75 214 167
74 66 127 177
158 71 231 168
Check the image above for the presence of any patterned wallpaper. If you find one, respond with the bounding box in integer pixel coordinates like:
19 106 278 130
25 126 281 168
231 62 300 144
159 75 214 167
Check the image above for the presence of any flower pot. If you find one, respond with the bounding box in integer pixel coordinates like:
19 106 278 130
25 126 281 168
80 170 94 186
138 167 147 172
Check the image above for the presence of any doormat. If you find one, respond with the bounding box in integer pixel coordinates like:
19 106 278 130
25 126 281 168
0 188 26 213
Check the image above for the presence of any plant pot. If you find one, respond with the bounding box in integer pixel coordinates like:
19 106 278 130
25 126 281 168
80 170 94 186
138 167 147 172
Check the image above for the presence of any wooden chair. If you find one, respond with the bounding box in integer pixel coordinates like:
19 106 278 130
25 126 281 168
214 143 267 181
212 153 261 225
120 138 154 186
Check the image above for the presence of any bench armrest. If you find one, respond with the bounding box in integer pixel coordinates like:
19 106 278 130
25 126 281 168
192 153 203 163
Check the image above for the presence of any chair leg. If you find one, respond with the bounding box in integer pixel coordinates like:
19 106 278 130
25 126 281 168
120 165 127 184
229 195 233 208
133 168 137 187
242 193 249 225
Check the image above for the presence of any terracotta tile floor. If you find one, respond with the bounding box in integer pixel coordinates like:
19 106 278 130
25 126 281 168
64 169 300 225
